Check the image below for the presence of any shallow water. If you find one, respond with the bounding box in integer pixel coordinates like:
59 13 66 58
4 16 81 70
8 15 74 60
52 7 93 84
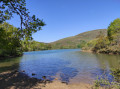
0 49 120 84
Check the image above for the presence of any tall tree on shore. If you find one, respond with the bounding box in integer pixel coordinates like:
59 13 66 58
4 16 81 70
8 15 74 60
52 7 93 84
107 18 120 41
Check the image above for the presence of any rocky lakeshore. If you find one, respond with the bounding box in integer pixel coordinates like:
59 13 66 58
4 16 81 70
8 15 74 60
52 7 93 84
0 70 51 89
0 70 93 89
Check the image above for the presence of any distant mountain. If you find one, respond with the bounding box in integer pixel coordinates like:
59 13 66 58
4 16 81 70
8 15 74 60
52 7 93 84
50 29 107 49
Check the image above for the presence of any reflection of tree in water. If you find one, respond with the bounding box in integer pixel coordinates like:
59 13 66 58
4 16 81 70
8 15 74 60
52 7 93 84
0 57 50 89
93 53 120 82
76 51 120 69
0 64 19 73
0 57 22 73
76 51 120 81
95 53 120 69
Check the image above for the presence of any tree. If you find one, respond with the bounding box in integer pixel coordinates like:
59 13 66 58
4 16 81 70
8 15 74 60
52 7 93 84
0 22 22 57
107 18 120 41
0 0 45 40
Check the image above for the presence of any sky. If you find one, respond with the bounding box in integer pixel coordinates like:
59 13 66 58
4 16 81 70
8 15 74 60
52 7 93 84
7 0 120 43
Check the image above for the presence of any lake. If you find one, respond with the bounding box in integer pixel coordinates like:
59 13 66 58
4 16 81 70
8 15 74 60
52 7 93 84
0 49 120 84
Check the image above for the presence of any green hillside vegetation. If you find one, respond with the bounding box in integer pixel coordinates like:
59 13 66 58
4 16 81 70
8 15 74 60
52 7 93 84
21 29 108 52
22 40 52 52
82 18 120 54
50 29 107 49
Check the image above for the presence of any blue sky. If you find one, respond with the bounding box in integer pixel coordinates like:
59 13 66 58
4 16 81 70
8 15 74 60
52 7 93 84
8 0 120 43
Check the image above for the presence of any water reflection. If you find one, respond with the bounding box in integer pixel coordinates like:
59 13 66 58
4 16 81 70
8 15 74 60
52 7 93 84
95 53 120 69
19 49 79 82
0 57 21 73
0 49 120 84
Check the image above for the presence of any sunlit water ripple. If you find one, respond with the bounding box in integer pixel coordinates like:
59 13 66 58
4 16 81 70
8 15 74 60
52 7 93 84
0 49 120 84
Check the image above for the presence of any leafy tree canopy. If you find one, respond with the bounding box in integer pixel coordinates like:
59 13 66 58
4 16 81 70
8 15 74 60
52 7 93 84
107 18 120 40
0 0 45 40
0 22 22 57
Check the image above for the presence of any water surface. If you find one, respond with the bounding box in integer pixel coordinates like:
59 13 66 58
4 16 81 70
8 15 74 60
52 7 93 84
0 49 120 84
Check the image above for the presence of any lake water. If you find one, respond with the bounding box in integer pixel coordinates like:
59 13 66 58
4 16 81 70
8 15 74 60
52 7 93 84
0 49 120 84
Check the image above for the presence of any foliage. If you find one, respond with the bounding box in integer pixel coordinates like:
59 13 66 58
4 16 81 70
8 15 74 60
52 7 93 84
22 40 52 52
0 0 45 40
92 37 110 53
82 39 97 51
93 68 120 89
0 22 22 57
82 19 120 88
0 22 49 57
108 18 120 41
111 68 120 82
83 18 120 54
0 0 45 58
77 40 86 48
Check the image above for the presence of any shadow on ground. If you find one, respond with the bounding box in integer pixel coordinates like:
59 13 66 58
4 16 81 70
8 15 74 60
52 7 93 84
0 70 50 89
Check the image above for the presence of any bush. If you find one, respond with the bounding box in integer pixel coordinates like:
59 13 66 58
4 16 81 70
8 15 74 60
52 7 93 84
77 40 86 48
82 39 97 50
92 37 110 53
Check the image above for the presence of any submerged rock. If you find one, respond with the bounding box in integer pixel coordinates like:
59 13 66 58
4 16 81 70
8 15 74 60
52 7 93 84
21 70 25 72
32 73 36 76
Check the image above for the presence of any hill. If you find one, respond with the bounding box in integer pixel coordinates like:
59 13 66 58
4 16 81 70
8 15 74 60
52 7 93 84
50 29 107 49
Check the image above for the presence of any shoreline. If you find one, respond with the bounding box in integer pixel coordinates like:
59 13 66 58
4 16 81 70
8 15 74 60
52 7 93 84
81 49 93 53
33 80 92 89
0 70 93 89
0 54 23 60
0 70 51 89
81 49 120 55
